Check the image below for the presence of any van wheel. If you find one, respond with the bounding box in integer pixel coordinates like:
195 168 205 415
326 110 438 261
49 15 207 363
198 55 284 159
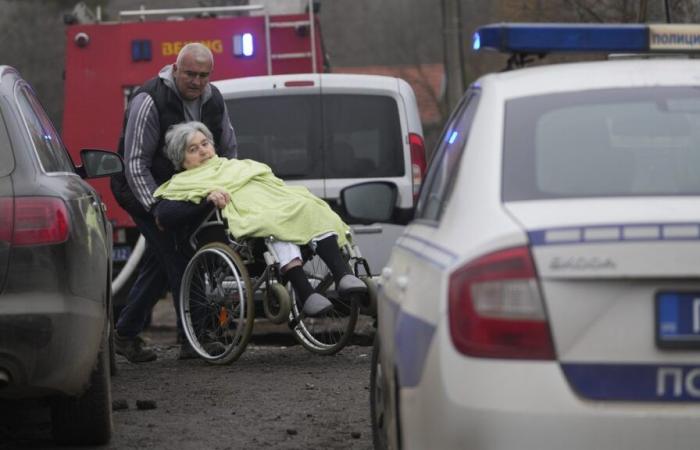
50 331 113 445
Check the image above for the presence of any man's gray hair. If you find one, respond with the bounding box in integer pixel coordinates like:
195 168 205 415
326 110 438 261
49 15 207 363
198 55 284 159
176 42 214 69
164 121 214 171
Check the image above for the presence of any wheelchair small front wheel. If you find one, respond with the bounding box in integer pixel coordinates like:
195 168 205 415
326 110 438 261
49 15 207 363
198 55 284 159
263 282 291 325
179 242 255 364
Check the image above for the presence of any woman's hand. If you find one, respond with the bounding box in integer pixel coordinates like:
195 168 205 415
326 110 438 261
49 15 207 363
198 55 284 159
206 189 230 209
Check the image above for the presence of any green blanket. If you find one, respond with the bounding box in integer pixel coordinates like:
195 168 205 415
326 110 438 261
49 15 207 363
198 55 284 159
154 156 348 246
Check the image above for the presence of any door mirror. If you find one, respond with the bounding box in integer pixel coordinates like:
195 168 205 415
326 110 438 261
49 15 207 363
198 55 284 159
340 182 397 224
78 149 123 179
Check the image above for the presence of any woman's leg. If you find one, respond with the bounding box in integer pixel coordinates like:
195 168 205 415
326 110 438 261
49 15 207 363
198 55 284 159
273 241 332 317
313 235 367 295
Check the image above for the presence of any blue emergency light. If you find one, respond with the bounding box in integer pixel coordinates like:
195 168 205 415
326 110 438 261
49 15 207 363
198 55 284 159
233 33 254 57
473 23 700 54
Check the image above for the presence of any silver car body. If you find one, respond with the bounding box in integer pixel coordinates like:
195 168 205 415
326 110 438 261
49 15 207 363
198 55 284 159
0 66 113 399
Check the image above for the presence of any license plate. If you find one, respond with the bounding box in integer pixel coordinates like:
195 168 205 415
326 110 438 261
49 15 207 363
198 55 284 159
112 245 132 262
656 292 700 349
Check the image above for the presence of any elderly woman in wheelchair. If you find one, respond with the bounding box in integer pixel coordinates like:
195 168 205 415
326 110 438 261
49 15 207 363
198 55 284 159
152 121 372 363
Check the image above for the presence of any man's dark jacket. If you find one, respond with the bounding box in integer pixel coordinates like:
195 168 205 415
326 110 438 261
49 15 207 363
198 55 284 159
110 76 226 218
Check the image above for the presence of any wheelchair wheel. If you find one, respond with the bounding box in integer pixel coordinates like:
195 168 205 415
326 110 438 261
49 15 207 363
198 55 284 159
289 254 359 355
180 242 255 364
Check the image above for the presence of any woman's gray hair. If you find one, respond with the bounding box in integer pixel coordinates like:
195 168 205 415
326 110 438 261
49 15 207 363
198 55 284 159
164 121 214 170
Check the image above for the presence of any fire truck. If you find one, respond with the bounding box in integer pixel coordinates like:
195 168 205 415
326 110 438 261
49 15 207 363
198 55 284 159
62 1 326 299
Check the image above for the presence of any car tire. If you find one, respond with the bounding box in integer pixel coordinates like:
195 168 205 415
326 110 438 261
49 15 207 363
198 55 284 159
50 330 113 445
107 278 118 377
370 335 389 450
108 313 117 377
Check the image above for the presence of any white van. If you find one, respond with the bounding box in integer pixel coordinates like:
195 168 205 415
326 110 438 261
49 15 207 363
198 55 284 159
213 73 426 275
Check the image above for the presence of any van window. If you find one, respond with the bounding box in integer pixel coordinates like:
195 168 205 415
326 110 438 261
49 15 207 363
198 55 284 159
226 94 404 180
227 95 322 179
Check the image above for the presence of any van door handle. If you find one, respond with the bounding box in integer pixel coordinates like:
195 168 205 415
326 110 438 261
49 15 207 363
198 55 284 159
352 225 383 234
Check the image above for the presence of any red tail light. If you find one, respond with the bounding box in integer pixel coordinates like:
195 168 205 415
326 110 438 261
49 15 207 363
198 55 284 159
408 133 426 202
448 246 554 360
0 197 69 246
0 198 12 242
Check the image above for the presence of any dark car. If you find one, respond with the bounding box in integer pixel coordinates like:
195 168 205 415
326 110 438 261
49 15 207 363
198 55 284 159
0 66 123 445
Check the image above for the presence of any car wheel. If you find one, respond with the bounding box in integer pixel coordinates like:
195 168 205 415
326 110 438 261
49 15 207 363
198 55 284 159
50 330 113 445
108 313 117 377
370 335 390 449
107 281 118 377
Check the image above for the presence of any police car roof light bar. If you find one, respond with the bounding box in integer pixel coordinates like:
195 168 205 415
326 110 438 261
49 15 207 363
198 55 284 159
473 23 700 61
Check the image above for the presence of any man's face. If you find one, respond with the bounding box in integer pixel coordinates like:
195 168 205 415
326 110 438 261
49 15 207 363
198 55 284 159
172 53 212 101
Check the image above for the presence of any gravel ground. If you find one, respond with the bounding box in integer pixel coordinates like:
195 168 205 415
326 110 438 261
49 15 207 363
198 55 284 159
1 299 376 450
107 335 374 450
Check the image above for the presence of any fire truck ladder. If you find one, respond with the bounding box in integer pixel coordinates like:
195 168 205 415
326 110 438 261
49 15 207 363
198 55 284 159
118 2 318 75
264 0 318 74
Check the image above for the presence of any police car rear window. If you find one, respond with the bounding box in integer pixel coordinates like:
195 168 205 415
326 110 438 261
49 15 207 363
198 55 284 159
226 94 404 180
502 86 700 201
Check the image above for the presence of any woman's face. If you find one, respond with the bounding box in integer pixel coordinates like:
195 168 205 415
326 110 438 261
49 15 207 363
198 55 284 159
182 131 215 170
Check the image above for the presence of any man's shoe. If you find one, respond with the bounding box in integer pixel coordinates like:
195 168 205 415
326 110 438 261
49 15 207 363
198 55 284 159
114 333 157 363
337 274 367 296
302 293 333 317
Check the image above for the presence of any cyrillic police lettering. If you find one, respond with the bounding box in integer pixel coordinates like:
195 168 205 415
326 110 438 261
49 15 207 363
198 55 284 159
657 367 700 398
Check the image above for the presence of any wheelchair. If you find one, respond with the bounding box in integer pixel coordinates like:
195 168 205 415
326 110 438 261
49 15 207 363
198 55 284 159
178 209 377 365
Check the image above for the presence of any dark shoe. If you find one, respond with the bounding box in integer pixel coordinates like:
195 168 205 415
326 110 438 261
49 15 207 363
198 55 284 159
114 332 157 363
178 340 226 360
337 274 367 296
302 293 333 317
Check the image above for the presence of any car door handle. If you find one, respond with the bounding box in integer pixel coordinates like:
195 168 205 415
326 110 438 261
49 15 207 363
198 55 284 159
92 200 105 212
352 224 383 234
381 267 393 281
396 275 409 292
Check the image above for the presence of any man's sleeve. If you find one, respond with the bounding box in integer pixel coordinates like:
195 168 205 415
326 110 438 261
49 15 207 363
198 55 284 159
219 102 238 159
124 92 161 212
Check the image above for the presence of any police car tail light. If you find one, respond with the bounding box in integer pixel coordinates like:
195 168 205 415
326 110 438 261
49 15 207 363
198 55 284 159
448 246 555 360
409 133 426 202
6 197 70 246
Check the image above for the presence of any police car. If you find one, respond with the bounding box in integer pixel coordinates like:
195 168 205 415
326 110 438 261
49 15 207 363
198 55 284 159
341 23 700 450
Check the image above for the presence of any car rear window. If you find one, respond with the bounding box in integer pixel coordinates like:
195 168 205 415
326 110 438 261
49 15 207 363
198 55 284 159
0 110 14 176
226 94 404 180
503 86 700 201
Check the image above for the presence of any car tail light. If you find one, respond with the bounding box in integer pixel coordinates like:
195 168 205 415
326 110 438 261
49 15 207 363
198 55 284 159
448 246 555 360
409 133 426 202
2 197 70 246
0 198 12 242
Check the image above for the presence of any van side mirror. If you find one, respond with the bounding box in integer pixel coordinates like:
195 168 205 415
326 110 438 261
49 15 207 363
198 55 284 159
77 149 124 179
340 182 398 224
